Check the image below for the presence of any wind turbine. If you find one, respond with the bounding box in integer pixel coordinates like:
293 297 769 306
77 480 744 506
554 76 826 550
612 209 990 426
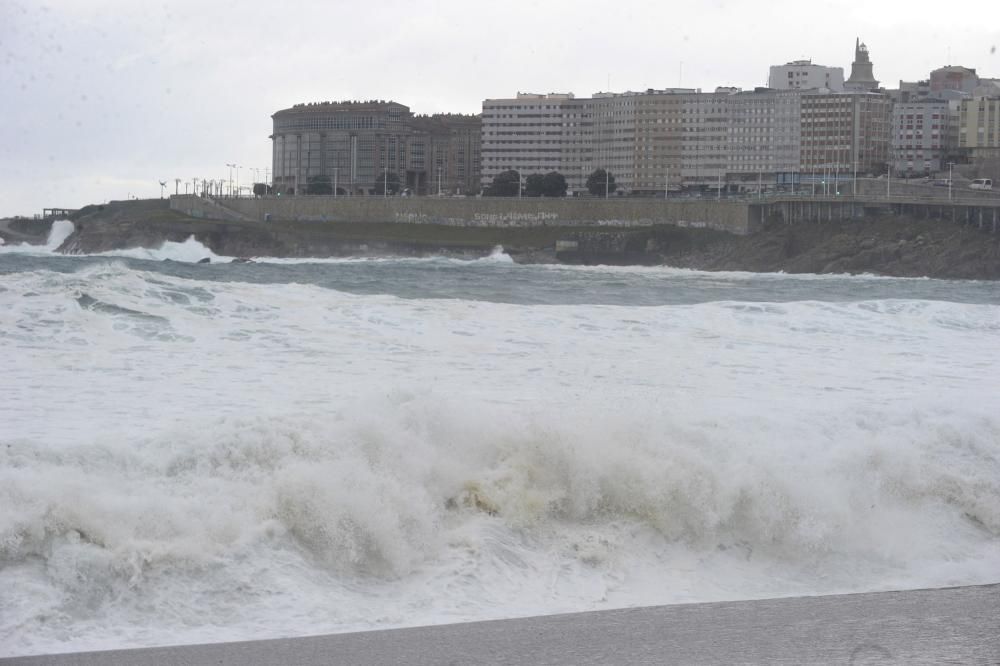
159 180 167 199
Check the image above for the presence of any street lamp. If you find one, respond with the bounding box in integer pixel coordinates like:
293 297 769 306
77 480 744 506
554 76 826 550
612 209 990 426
947 162 955 201
226 163 236 197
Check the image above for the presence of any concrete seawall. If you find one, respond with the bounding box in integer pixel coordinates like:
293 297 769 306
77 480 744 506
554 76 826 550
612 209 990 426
169 195 756 235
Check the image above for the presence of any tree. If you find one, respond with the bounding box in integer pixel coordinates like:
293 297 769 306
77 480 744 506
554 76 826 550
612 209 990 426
524 173 545 197
586 169 617 196
306 175 333 195
373 171 401 195
252 183 273 197
487 170 521 197
542 171 568 197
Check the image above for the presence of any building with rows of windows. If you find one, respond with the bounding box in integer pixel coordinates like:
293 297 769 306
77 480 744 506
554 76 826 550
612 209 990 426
270 101 480 196
271 39 1000 197
480 85 892 195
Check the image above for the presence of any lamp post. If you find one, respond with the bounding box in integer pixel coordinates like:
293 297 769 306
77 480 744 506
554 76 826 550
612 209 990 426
947 162 955 201
605 169 609 199
437 166 442 196
236 166 242 197
226 163 236 197
509 169 521 198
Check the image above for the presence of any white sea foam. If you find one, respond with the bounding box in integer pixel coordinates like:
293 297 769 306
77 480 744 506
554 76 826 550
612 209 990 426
0 263 997 656
0 219 75 254
93 235 232 263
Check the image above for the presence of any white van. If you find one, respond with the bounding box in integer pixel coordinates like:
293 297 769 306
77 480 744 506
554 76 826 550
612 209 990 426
969 178 993 190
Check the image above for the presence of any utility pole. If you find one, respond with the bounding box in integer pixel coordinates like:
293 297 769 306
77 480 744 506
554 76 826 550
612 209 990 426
226 163 235 197
174 178 181 196
948 162 955 201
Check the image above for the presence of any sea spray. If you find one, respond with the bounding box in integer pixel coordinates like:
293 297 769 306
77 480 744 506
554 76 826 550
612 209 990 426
1 252 997 656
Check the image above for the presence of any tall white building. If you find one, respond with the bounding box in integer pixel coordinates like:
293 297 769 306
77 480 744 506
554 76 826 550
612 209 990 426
479 93 590 192
768 60 844 92
727 89 803 184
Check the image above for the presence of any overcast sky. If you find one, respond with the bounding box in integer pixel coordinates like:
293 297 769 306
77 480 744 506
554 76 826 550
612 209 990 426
2 0 998 216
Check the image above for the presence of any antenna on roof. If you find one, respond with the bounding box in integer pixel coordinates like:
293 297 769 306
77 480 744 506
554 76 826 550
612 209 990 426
158 180 167 199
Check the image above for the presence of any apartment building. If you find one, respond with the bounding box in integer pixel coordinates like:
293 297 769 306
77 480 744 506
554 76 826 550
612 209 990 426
726 89 802 187
586 88 735 194
479 93 590 192
587 92 640 192
768 60 844 92
411 114 482 195
959 96 1000 157
271 101 480 195
800 92 892 178
891 99 956 175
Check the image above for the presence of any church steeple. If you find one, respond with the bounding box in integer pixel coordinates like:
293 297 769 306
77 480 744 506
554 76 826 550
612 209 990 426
845 37 879 91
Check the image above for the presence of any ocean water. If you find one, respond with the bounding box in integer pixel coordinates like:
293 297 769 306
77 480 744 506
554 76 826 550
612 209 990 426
2 225 999 656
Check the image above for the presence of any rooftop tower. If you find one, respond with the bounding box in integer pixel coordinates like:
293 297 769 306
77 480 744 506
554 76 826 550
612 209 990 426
845 38 879 91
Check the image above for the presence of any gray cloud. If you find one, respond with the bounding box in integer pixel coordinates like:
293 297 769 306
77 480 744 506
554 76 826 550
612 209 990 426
2 0 998 215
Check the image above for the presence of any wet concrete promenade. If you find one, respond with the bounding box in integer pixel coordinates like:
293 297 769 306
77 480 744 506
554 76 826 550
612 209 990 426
4 583 998 665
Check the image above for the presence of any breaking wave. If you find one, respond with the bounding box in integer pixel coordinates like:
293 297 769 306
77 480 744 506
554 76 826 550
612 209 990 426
1 257 998 656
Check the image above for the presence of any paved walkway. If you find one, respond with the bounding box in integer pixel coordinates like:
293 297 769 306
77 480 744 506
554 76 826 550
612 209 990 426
4 584 998 665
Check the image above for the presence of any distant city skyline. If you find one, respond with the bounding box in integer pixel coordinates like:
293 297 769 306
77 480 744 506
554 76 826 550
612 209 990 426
2 0 999 215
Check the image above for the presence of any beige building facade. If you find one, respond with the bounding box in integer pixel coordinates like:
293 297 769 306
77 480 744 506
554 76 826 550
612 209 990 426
800 92 892 178
959 97 1000 154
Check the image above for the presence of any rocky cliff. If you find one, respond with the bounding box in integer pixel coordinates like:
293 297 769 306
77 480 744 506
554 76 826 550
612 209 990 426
6 199 998 280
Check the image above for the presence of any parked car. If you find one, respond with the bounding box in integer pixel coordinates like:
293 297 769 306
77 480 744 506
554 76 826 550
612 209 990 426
969 178 993 190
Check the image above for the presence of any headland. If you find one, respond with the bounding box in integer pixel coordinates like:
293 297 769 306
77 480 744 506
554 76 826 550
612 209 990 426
3 194 1000 279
